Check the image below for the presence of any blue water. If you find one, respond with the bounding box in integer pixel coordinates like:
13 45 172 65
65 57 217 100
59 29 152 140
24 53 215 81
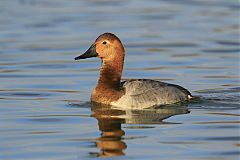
0 0 239 159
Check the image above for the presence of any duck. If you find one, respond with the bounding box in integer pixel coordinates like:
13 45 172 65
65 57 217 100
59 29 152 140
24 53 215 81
75 33 192 109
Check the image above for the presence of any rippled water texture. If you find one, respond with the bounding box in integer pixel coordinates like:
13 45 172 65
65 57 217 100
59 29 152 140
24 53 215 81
0 0 239 160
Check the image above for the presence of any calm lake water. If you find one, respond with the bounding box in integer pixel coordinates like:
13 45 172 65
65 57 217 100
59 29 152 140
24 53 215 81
0 0 240 159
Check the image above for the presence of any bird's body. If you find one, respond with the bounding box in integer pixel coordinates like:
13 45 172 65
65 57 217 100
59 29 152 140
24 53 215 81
111 79 191 109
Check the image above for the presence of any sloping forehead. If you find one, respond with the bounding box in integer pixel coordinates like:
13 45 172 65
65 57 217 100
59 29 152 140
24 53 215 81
95 33 121 43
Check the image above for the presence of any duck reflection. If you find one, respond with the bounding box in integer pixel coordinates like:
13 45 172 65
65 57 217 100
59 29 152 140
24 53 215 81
91 103 190 157
94 117 126 157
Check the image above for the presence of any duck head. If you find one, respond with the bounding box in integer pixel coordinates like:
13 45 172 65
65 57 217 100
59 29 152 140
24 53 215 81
75 33 125 61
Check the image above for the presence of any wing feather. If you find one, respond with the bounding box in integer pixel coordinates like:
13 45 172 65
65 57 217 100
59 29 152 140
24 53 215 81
112 79 191 108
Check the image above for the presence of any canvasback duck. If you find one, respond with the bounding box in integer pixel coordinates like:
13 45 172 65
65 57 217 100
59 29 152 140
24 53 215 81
75 33 192 109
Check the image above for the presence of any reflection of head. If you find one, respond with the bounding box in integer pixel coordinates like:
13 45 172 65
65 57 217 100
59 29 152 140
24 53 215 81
96 118 126 157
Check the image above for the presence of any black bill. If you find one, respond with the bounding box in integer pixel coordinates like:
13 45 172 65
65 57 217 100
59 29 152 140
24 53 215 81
75 44 98 60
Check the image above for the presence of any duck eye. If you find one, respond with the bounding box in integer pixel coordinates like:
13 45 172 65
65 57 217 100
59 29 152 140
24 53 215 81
102 41 107 44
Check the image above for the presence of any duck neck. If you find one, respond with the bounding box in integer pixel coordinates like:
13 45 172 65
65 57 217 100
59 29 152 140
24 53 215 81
97 55 124 90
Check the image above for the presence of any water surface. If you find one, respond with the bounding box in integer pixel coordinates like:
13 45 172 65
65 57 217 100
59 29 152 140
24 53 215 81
0 0 239 160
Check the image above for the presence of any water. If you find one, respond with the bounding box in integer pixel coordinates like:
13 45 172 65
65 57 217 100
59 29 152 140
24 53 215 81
0 0 239 159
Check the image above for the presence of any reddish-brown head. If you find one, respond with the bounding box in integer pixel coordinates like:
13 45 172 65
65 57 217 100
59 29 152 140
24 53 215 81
75 33 125 61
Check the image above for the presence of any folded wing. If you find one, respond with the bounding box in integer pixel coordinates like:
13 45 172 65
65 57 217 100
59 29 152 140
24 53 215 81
111 79 191 109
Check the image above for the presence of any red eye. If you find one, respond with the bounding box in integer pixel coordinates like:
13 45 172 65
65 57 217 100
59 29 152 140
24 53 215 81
102 41 107 44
